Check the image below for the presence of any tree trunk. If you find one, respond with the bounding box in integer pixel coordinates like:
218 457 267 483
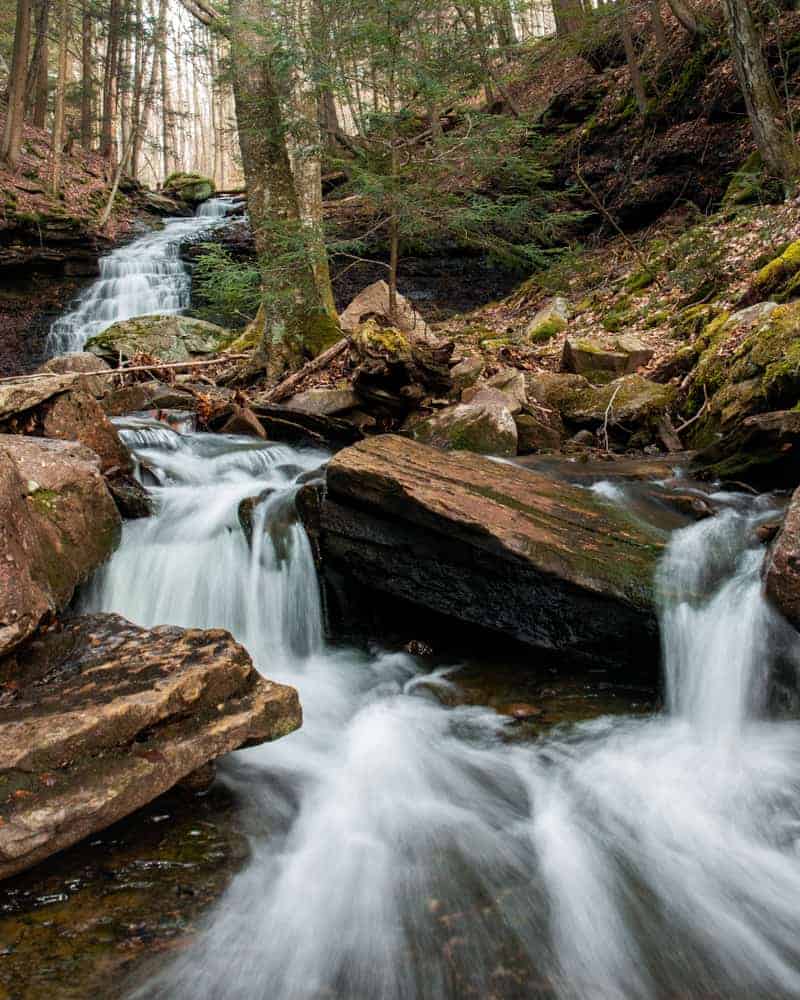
553 0 584 35
50 0 68 193
1 0 33 168
722 0 800 194
229 0 337 376
26 0 50 128
650 0 668 56
621 3 648 115
100 0 122 160
80 1 93 147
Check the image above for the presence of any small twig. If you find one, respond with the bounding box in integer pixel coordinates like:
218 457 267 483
601 382 623 453
674 384 709 435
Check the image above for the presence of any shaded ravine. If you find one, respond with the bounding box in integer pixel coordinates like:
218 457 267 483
77 417 800 1000
45 197 236 356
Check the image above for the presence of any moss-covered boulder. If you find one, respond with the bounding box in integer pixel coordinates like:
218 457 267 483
685 300 800 447
746 240 800 303
86 314 232 364
528 372 674 443
161 172 215 206
561 334 653 382
409 391 518 456
526 296 570 344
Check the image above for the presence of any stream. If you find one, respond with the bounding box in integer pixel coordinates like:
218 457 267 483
75 420 800 999
7 198 800 998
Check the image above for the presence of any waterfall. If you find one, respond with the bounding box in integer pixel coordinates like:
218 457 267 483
84 420 800 1000
45 198 233 357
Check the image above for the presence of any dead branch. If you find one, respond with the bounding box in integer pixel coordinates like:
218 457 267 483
260 338 349 404
0 355 248 385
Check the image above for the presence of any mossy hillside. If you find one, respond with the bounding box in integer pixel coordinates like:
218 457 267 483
687 302 800 445
749 240 800 301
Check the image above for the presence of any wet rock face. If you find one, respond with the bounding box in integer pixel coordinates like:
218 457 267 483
0 436 121 658
765 488 800 629
309 435 663 668
0 613 301 879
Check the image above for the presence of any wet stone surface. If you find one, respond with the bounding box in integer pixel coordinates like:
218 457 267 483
0 784 246 999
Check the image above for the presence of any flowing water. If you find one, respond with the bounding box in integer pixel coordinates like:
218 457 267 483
73 418 800 1000
45 197 237 356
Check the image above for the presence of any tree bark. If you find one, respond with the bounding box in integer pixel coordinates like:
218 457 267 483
229 0 337 375
1 0 33 168
26 0 50 128
722 0 800 194
100 0 123 160
50 0 68 193
552 0 584 36
80 1 93 147
650 0 668 56
621 3 648 115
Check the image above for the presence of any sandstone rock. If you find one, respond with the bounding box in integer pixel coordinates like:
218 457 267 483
41 388 131 474
514 412 564 453
409 395 518 456
527 297 570 343
765 489 800 629
561 335 653 380
308 436 662 668
340 280 431 339
36 353 111 398
0 436 120 657
529 372 673 442
562 375 674 429
450 356 484 392
100 381 165 416
693 409 800 488
0 374 80 422
106 472 153 519
0 613 301 878
221 405 268 439
463 368 527 414
86 314 230 364
286 387 361 417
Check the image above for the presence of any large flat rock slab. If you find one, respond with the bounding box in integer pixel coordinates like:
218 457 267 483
0 436 120 658
311 435 664 667
0 614 301 879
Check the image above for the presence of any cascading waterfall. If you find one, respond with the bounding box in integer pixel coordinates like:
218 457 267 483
85 419 800 1000
45 198 236 357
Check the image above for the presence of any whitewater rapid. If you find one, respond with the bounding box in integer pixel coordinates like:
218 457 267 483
46 197 237 356
76 417 800 1000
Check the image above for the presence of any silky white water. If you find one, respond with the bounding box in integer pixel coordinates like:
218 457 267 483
83 420 800 999
46 198 236 356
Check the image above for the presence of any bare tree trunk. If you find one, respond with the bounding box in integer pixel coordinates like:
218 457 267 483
552 0 584 35
621 3 648 115
50 0 68 193
650 0 668 56
26 0 50 128
100 0 122 160
1 0 33 167
80 1 93 147
722 0 800 194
